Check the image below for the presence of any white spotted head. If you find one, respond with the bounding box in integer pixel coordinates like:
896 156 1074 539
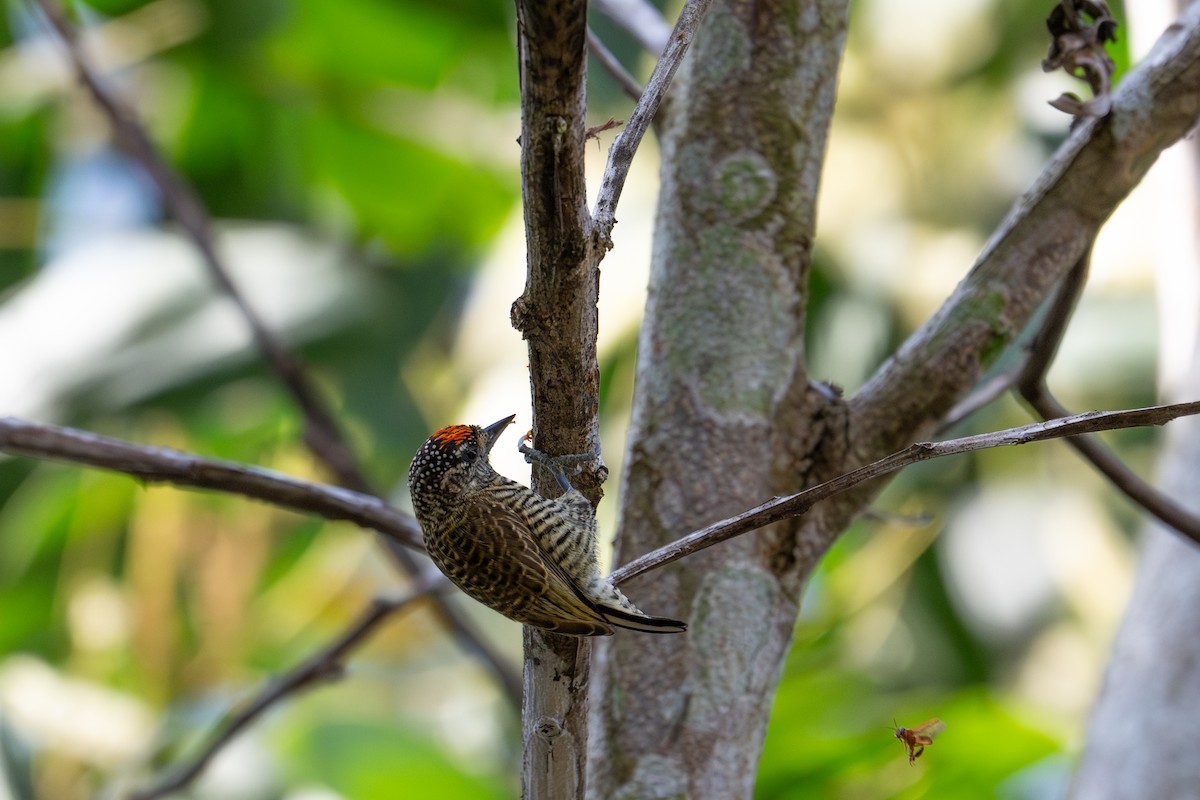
407 415 515 522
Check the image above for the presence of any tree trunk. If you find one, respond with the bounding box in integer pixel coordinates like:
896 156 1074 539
589 3 851 797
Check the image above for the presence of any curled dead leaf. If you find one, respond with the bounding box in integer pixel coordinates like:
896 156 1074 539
1043 0 1119 121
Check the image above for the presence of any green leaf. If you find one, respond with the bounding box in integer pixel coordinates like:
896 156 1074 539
303 114 514 253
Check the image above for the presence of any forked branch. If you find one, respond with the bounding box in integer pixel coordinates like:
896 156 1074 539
940 246 1200 544
1013 252 1200 540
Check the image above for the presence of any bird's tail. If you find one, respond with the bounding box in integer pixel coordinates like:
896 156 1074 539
588 577 687 634
599 604 688 634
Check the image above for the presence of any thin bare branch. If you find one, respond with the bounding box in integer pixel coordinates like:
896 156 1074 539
129 574 449 800
1013 248 1200 540
31 0 366 491
0 417 422 548
1020 246 1092 383
592 0 671 54
1022 389 1200 541
938 370 1021 430
591 0 714 247
31 0 522 706
587 27 643 101
611 401 1200 584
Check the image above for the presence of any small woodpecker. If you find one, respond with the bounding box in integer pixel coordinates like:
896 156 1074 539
407 415 687 636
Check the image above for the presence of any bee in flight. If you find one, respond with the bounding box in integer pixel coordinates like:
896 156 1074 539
892 718 945 765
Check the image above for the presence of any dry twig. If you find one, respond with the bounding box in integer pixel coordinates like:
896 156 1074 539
591 0 714 246
588 28 643 101
585 116 626 142
129 575 449 800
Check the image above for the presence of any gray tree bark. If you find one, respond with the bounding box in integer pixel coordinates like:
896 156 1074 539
589 2 850 797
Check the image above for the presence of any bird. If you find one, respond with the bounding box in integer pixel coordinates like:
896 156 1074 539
407 414 687 636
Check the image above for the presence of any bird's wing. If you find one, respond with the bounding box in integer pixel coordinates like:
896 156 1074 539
455 496 614 636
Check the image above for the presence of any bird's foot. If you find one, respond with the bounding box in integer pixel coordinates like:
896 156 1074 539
518 431 598 492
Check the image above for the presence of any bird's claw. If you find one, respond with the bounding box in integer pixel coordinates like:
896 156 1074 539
518 431 599 492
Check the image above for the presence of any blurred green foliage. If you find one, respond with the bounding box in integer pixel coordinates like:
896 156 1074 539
0 0 1154 797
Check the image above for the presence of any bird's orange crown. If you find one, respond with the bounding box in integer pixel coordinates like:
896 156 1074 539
429 425 475 449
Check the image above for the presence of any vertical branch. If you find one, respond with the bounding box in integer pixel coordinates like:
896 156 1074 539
511 1 597 799
511 0 598 480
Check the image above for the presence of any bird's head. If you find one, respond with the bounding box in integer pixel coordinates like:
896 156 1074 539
408 415 515 511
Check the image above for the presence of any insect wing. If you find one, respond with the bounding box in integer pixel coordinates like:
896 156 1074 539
910 718 945 745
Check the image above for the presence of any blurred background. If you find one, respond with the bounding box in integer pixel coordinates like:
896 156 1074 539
0 0 1180 798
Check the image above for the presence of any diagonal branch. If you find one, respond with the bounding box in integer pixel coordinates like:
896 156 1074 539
850 4 1200 471
129 574 449 800
31 0 365 490
1019 243 1092 380
0 417 423 548
941 243 1200 545
611 401 1200 584
592 0 672 54
31 0 522 706
588 27 643 101
1012 250 1200 541
591 0 714 247
937 244 1093 430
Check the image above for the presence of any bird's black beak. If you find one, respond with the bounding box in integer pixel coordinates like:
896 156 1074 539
481 414 516 455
